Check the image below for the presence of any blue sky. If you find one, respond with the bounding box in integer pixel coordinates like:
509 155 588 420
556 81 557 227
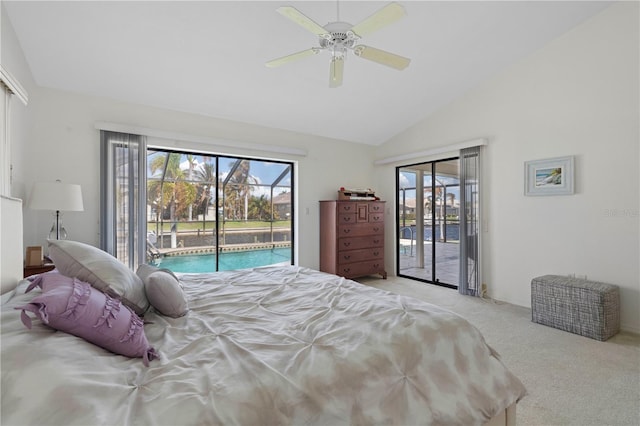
147 151 292 199
399 171 460 201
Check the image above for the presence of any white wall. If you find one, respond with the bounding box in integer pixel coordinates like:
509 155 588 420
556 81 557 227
2 0 377 275
20 87 376 270
375 2 640 332
1 1 36 199
1 1 36 288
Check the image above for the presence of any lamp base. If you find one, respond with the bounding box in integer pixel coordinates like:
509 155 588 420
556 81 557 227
48 211 68 240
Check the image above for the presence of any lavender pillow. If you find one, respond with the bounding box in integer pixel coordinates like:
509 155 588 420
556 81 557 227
25 270 67 292
48 240 149 315
16 275 158 366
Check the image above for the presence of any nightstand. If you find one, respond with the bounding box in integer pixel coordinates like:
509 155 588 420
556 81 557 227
23 263 55 278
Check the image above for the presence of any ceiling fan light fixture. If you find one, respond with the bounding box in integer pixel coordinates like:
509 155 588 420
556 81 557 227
265 48 320 68
267 2 410 87
353 45 411 70
329 57 344 88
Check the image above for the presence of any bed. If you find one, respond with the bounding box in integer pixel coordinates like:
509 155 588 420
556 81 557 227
1 203 525 425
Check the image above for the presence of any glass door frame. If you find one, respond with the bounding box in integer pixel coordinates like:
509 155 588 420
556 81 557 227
396 156 459 289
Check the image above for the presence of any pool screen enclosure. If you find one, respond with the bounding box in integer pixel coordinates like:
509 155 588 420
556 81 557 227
101 130 295 272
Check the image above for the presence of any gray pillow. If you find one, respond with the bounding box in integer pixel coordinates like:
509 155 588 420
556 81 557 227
144 270 189 318
48 240 149 315
136 263 178 283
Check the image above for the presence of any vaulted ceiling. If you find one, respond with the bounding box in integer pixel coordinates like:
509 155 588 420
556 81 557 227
4 1 612 145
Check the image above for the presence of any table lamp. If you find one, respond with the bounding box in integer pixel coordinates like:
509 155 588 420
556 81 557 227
28 180 84 240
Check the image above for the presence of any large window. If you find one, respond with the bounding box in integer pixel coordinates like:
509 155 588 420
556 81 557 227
101 131 294 273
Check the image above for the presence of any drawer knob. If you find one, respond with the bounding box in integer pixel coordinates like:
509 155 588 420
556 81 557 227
343 242 351 247
343 255 351 260
373 251 379 256
373 228 380 232
373 239 380 244
344 217 351 222
343 229 351 234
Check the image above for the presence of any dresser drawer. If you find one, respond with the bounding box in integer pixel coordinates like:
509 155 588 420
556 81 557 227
336 260 386 279
338 223 383 237
337 247 383 264
337 203 359 214
337 213 357 225
338 235 384 251
368 203 384 214
368 212 384 222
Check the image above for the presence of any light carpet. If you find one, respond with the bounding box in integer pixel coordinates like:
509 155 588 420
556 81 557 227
356 275 640 426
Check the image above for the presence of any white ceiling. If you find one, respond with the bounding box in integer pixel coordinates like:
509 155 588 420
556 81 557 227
4 1 612 145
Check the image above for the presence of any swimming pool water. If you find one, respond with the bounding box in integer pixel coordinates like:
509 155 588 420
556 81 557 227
152 247 292 273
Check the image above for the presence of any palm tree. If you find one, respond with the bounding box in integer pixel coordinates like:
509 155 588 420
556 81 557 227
248 194 271 221
150 153 180 220
185 154 198 220
224 159 254 221
148 152 196 247
194 161 216 229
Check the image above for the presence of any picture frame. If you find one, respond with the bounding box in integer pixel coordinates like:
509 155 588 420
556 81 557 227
525 156 574 196
25 246 43 267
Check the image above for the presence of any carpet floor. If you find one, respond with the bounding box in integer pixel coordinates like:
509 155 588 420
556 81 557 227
356 275 640 426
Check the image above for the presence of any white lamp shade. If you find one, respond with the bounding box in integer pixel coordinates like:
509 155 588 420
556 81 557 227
28 181 84 212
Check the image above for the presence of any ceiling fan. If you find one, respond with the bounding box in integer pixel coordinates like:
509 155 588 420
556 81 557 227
265 2 411 88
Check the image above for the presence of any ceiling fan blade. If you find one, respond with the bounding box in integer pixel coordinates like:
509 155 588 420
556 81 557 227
277 6 330 37
329 57 344 88
353 45 410 70
350 2 406 37
266 48 320 68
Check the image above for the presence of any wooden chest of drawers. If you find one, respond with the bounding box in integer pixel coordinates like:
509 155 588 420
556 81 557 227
319 200 386 279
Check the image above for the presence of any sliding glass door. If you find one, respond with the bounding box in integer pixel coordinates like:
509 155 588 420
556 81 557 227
397 158 460 288
146 150 294 272
101 131 294 273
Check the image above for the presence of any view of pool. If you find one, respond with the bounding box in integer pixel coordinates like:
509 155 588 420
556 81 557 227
151 247 292 273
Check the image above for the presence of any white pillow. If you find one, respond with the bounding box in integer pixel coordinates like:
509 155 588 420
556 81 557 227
140 267 188 318
48 240 149 315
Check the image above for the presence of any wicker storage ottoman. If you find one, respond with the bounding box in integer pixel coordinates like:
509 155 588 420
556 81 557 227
531 275 620 341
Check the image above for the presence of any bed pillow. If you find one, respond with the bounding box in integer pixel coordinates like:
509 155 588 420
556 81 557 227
16 275 158 366
145 271 189 318
136 263 178 283
48 240 149 315
25 270 67 293
137 265 188 318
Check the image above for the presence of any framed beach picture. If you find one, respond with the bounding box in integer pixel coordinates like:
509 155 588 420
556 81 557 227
525 156 574 196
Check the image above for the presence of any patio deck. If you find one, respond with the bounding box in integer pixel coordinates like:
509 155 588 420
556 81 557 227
398 240 460 287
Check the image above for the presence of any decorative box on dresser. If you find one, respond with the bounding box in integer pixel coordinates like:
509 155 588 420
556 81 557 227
319 200 387 279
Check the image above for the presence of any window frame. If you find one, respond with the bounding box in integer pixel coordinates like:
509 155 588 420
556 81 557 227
101 132 295 271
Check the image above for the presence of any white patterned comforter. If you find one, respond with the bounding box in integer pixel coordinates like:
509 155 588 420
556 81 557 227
1 266 525 425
